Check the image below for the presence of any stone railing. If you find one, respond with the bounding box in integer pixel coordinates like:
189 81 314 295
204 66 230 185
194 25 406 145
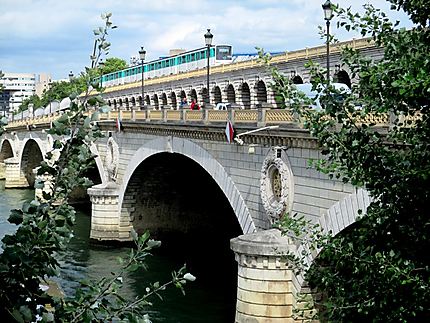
6 107 422 131
96 108 297 126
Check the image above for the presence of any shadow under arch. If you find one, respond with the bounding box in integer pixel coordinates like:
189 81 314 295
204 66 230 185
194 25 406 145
0 139 15 160
20 138 46 187
119 136 257 235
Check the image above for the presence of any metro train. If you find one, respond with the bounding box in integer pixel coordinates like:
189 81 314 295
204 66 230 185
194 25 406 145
100 45 233 88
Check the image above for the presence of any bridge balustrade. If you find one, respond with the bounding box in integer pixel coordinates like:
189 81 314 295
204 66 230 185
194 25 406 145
6 107 423 131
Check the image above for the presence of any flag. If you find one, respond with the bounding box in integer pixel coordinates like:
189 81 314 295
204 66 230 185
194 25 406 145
225 119 235 143
116 116 123 133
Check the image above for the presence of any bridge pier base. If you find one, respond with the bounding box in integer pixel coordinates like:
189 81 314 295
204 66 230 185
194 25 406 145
4 157 29 188
88 182 132 241
231 229 300 323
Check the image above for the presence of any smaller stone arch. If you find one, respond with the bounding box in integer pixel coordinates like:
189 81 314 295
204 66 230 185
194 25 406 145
118 98 123 110
335 70 351 88
137 96 143 109
201 88 209 106
170 92 177 109
113 99 117 110
190 89 198 102
125 97 130 110
255 80 268 105
226 84 236 103
144 95 151 107
130 97 136 109
213 86 222 105
161 93 168 108
153 94 159 109
292 75 304 84
240 82 251 109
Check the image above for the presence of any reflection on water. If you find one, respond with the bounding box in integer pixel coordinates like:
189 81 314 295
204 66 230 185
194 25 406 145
0 181 236 322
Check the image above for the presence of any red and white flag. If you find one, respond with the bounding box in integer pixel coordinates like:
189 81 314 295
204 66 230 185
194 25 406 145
225 120 235 143
116 116 123 133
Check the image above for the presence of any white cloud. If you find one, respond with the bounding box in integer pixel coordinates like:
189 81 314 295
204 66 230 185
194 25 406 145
0 0 413 79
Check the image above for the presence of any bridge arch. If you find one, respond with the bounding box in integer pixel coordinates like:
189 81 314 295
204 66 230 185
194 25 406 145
255 80 268 104
213 86 222 105
153 94 159 109
335 69 351 88
130 97 136 109
201 87 208 105
292 75 304 84
144 94 150 107
190 89 198 102
160 92 168 108
120 136 256 234
226 84 236 103
0 139 14 161
170 91 177 109
20 138 45 187
295 188 371 288
118 98 123 110
240 82 251 109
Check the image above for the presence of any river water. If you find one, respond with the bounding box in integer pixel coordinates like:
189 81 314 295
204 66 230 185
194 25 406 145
0 181 236 322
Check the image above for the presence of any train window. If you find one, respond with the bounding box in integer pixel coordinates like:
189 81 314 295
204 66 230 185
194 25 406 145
182 56 186 64
216 46 232 60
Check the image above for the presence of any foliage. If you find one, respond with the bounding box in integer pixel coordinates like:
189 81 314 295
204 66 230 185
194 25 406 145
269 1 429 322
100 57 128 75
0 13 193 322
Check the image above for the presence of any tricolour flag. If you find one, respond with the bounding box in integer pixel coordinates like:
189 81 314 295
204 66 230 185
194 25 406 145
116 117 123 133
225 119 235 143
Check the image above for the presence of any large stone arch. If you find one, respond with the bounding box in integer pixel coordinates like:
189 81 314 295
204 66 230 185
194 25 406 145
0 139 14 179
153 94 159 109
20 138 45 187
120 137 256 234
296 188 372 286
0 139 14 161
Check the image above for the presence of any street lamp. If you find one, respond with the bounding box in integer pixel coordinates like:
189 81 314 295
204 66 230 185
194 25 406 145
322 0 333 85
204 29 213 106
139 46 146 109
68 71 74 81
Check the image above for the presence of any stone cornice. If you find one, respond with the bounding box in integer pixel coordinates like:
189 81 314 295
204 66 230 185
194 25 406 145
97 120 318 149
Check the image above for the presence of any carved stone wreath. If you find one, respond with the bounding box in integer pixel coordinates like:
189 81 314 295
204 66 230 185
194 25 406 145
105 137 119 182
260 150 294 223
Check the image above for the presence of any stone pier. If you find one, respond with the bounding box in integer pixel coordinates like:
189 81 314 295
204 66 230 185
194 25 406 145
231 229 300 323
4 157 29 188
87 182 132 241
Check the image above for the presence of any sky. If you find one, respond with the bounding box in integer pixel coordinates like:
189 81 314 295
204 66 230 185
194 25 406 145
0 0 412 80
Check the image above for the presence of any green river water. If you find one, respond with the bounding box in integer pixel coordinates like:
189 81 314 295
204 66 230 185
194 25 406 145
0 181 236 322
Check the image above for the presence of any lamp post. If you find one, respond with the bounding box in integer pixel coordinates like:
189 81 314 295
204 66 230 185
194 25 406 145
322 0 333 85
68 71 74 81
139 47 146 109
204 29 213 106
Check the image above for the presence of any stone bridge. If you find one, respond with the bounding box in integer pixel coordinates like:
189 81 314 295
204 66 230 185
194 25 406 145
0 109 377 322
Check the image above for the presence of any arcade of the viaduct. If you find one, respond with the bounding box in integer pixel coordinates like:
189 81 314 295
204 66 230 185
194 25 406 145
102 38 383 111
0 38 381 322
